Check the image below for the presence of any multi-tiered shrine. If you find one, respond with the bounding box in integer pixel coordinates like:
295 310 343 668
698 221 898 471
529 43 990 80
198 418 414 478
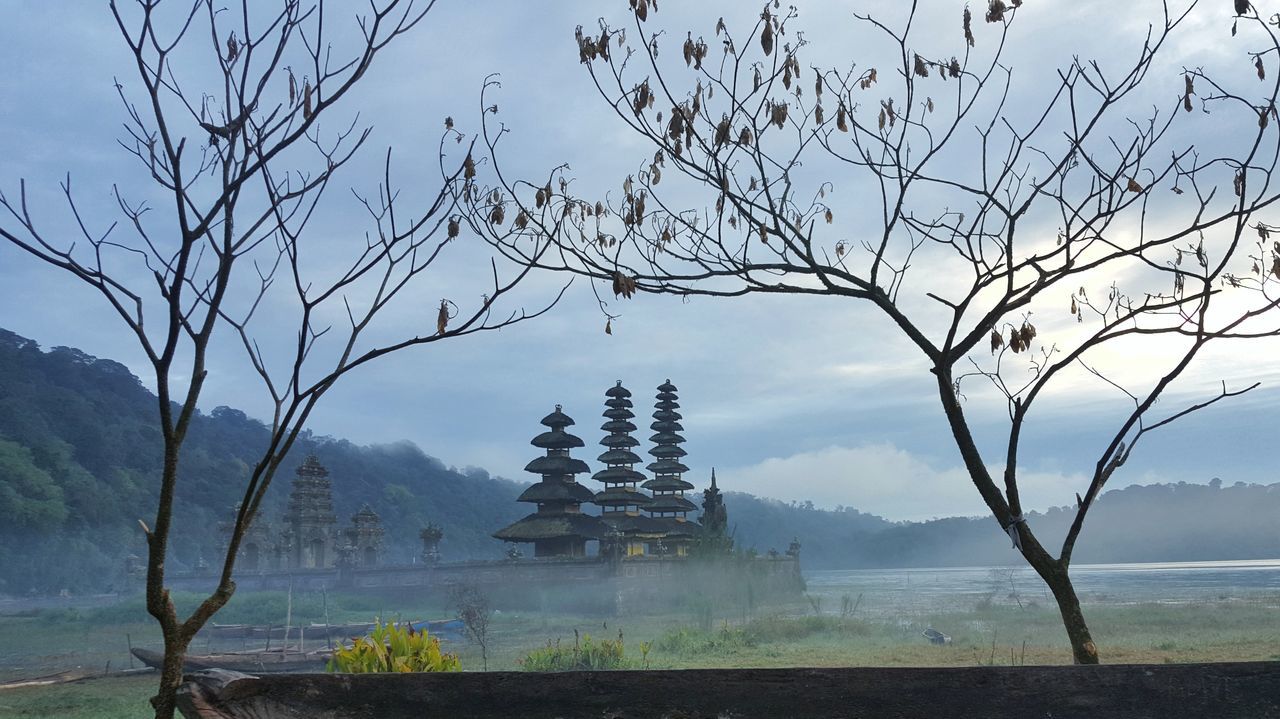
492 405 608 557
495 380 722 560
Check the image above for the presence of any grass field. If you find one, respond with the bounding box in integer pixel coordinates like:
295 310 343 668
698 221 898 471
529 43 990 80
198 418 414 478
2 588 1278 718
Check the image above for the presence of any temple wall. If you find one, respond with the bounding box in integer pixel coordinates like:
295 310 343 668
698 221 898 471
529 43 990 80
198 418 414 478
166 555 802 612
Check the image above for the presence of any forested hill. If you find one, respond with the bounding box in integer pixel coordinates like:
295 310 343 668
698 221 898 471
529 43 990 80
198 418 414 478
0 328 889 594
2 328 1277 594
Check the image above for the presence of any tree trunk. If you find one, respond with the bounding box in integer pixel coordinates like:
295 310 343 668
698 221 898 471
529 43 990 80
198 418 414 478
151 632 190 719
1037 563 1099 664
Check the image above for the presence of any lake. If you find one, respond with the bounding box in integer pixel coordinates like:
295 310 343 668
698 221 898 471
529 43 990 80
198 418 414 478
804 559 1280 617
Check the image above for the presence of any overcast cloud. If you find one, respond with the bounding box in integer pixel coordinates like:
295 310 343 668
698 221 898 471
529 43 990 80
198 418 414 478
2 0 1277 525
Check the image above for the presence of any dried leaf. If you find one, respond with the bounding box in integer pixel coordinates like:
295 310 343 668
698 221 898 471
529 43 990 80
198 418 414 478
986 0 1007 23
814 103 824 125
963 6 975 47
1236 0 1251 15
913 54 929 78
684 33 695 66
990 329 1004 353
1126 177 1143 192
1070 296 1078 315
926 97 934 113
635 0 648 22
436 300 450 336
716 16 726 35
612 272 638 299
445 116 454 130
815 73 823 97
835 240 846 258
878 107 886 131
464 154 476 180
489 203 505 225
824 208 833 224
1257 56 1266 81
447 217 460 239
761 19 774 56
948 57 961 78
716 116 731 145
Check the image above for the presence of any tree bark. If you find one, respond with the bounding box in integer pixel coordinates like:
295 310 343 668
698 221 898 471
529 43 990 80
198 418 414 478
151 633 191 719
1035 561 1099 664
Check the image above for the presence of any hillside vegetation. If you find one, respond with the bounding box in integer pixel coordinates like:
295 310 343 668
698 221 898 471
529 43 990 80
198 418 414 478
1 328 1276 594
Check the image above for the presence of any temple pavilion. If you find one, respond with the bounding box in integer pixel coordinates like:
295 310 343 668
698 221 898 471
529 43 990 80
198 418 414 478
494 381 709 559
492 405 608 557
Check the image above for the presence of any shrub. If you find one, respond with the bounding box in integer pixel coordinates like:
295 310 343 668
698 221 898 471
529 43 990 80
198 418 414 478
328 620 461 673
520 630 628 671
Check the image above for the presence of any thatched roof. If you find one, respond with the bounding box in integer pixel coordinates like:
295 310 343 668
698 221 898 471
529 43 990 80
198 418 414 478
493 512 609 542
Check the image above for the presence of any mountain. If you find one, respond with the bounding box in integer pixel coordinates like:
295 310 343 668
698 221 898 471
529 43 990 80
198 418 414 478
1 327 1276 595
0 328 892 593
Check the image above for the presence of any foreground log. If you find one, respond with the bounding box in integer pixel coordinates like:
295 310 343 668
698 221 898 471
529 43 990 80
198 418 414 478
178 662 1280 719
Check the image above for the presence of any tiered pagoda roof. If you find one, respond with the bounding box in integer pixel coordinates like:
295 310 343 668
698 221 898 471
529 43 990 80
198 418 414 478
493 406 607 553
644 380 699 521
591 382 665 543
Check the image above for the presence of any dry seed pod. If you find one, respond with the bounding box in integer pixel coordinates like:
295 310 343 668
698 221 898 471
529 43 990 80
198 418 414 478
684 33 695 66
668 109 684 140
447 217 460 239
949 57 961 78
303 80 313 120
837 103 848 132
739 126 753 145
1126 177 1143 192
514 211 529 230
535 187 546 208
963 6 975 47
464 154 476 180
815 73 823 97
753 66 763 91
761 19 774 56
990 329 1004 353
489 204 506 225
636 0 648 21
824 209 833 224
758 224 768 243
1257 56 1266 80
835 240 846 258
814 103 824 124
288 70 296 106
605 319 613 335
595 201 605 216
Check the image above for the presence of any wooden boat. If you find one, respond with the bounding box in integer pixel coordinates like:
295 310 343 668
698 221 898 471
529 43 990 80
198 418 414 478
131 647 330 674
921 627 952 645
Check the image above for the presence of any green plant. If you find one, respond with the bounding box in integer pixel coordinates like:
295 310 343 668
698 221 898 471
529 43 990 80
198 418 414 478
519 629 628 671
327 620 461 673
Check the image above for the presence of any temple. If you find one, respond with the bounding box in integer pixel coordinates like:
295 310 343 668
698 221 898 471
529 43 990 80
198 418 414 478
493 380 715 560
492 405 608 557
642 380 700 555
220 455 386 571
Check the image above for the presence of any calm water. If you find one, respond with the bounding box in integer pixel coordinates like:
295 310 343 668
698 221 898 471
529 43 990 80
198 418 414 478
803 559 1280 617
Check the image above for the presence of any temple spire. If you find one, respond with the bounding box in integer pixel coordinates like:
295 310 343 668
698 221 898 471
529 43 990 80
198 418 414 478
493 405 607 558
644 380 699 554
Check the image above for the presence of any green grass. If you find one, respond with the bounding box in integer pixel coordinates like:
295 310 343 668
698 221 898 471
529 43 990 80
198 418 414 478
2 593 1278 717
0 673 154 719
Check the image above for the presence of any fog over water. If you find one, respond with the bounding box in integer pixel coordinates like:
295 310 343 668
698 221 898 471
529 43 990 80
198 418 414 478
805 559 1280 618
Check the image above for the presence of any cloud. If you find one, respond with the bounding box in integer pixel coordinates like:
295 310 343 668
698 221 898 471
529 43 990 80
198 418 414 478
724 442 1090 522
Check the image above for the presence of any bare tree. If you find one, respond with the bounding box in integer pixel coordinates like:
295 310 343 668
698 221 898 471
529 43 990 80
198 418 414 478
478 1 1280 664
449 581 493 670
0 1 562 716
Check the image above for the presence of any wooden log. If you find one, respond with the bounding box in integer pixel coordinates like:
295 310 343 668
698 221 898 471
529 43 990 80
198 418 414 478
177 661 1280 719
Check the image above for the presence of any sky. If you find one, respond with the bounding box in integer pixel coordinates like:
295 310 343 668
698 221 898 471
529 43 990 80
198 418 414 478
1 0 1278 524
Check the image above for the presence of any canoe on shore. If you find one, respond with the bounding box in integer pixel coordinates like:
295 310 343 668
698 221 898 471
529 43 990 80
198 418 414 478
131 647 330 674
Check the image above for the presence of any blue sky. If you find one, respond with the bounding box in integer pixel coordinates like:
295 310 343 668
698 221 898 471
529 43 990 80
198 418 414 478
2 0 1278 522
